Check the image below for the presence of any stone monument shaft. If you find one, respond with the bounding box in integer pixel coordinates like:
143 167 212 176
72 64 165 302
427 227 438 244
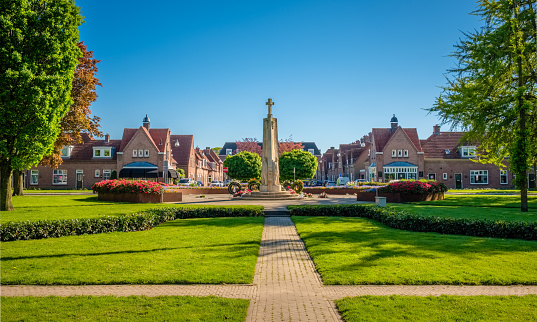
260 98 281 192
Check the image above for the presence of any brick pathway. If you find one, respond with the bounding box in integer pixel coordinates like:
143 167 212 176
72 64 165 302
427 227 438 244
2 202 537 321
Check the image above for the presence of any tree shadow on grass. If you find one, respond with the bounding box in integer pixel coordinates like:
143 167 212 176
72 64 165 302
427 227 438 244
2 247 179 261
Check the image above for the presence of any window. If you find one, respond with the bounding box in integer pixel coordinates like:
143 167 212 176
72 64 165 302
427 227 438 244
470 170 488 184
203 159 207 167
443 173 447 180
93 147 112 158
133 150 137 157
61 146 73 158
30 170 38 185
308 149 315 154
383 166 418 181
392 150 397 157
328 162 333 169
95 169 100 177
138 150 143 157
103 169 111 180
404 150 408 157
428 173 436 180
461 146 476 158
144 150 149 157
53 169 67 185
397 150 402 157
226 149 232 155
500 170 508 184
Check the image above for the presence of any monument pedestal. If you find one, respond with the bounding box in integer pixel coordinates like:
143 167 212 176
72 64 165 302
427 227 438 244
241 191 300 200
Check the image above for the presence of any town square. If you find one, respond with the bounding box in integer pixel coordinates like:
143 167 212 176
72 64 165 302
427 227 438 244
1 0 536 321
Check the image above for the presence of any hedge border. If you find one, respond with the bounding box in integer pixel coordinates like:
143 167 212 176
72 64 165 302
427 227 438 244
0 206 264 242
288 205 537 241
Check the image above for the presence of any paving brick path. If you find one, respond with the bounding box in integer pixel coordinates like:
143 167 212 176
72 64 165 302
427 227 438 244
2 196 536 321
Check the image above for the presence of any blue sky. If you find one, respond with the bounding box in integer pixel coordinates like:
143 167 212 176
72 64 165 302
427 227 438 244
77 0 483 153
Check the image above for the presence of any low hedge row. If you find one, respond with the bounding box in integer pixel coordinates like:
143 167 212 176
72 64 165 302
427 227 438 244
0 206 264 242
288 205 537 241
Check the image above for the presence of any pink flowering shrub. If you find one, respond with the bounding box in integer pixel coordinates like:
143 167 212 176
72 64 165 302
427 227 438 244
92 179 165 195
378 180 448 195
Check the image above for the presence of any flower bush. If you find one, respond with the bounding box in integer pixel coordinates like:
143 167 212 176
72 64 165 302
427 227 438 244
92 180 165 195
233 189 251 197
378 180 448 195
318 192 329 198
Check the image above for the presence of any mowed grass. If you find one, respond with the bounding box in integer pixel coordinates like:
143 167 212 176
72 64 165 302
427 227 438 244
1 296 249 322
1 217 264 285
293 216 537 285
0 195 254 223
390 194 537 222
336 295 537 322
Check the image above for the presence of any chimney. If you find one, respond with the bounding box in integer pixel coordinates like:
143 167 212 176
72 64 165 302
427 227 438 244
142 114 150 130
433 124 441 135
390 114 398 133
104 133 110 143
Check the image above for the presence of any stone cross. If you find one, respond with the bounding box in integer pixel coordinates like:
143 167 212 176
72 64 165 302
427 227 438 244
266 98 274 115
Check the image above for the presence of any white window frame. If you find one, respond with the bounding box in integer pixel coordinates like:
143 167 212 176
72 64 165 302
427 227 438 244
500 170 508 185
470 170 488 184
391 150 396 157
461 146 476 158
443 173 447 180
308 149 315 154
138 149 143 157
144 150 149 157
30 170 39 185
397 150 403 157
226 149 232 155
404 150 409 157
61 145 73 158
133 150 138 157
95 169 100 177
103 169 111 180
53 169 67 185
93 147 112 158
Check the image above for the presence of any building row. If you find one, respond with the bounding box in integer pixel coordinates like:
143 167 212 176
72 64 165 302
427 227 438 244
320 115 536 189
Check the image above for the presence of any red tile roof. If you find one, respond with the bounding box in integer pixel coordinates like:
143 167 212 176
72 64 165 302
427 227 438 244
373 127 422 152
119 128 138 152
421 132 466 159
170 135 194 165
148 128 170 153
66 140 122 161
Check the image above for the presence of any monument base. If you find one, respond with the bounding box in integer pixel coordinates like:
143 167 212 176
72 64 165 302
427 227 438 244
241 191 300 200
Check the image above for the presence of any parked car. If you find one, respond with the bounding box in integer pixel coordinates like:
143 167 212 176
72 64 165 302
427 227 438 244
196 181 204 187
324 181 336 187
178 178 194 186
209 180 223 187
336 177 350 186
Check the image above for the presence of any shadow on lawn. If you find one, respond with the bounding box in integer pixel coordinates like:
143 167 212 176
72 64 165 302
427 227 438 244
2 247 179 261
294 217 537 268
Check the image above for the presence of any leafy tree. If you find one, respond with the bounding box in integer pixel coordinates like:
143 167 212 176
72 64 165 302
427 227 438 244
0 0 82 211
223 151 261 181
211 147 222 155
176 168 185 178
279 150 318 181
428 0 536 212
236 138 262 156
278 139 304 156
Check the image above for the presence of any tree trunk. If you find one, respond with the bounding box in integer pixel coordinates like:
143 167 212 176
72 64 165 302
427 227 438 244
0 165 14 211
12 170 24 196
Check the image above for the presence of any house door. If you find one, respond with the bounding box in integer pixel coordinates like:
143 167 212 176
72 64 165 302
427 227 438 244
529 174 536 189
76 170 83 189
455 173 462 189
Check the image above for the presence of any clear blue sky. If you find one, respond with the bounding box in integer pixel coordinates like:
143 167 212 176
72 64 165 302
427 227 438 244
77 0 483 153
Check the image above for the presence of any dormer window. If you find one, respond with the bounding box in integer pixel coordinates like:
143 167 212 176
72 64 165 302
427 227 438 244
93 147 113 158
61 145 74 158
308 149 314 154
460 146 476 158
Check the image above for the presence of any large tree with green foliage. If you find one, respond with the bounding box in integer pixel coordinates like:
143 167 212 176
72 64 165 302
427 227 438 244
428 0 536 212
279 149 318 181
0 0 82 211
223 151 262 181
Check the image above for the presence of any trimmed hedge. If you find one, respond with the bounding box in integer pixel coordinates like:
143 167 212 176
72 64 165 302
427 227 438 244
288 205 537 241
0 206 264 242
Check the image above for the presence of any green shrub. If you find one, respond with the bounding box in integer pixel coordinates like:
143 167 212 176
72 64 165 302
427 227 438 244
0 206 263 241
289 205 536 241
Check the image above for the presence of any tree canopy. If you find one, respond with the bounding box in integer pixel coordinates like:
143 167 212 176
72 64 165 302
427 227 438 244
223 151 262 181
428 0 536 212
279 149 318 181
236 138 262 156
0 0 82 210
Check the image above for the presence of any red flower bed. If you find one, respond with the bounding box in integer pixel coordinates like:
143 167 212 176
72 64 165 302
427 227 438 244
378 180 448 195
92 179 164 195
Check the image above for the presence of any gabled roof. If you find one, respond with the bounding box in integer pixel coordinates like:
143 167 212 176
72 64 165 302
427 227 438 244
421 132 467 159
301 142 321 155
372 127 422 152
148 128 169 153
119 128 138 152
170 135 194 165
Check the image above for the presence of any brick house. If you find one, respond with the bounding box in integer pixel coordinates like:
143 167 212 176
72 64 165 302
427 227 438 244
24 116 213 189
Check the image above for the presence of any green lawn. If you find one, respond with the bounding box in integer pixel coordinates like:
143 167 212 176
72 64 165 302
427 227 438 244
418 194 537 208
1 217 264 285
293 216 537 285
24 189 93 193
1 296 249 322
0 195 250 223
336 295 537 322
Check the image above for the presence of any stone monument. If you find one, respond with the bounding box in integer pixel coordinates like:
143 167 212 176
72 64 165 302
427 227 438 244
260 98 281 193
242 99 297 200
